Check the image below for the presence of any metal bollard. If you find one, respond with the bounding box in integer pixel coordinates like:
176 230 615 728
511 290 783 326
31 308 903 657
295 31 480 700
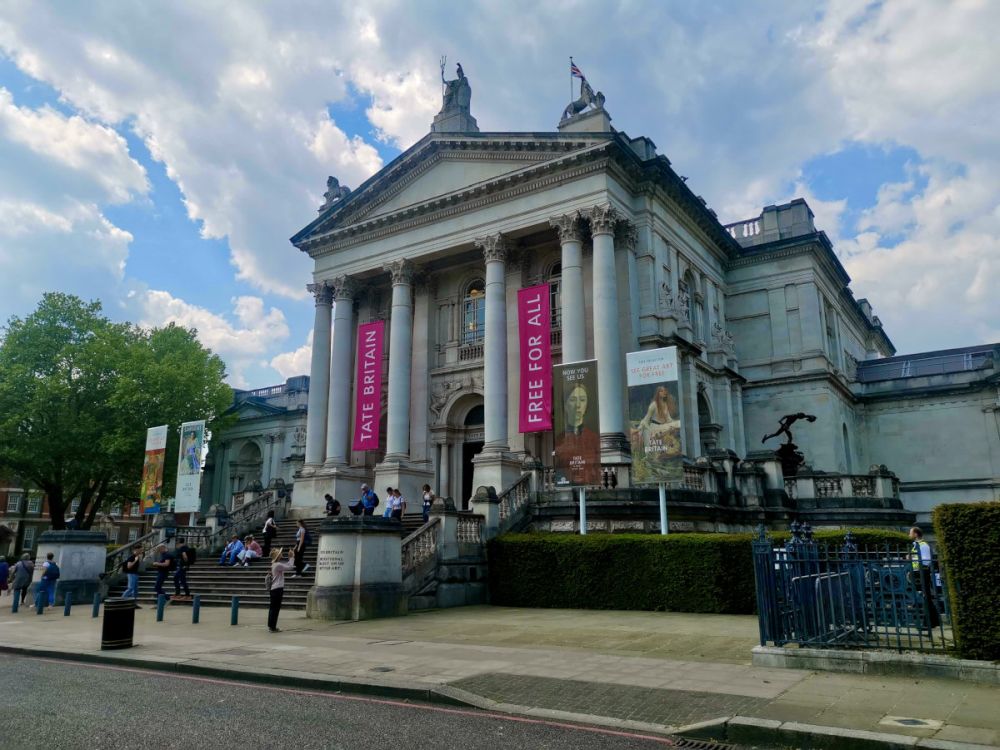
230 596 239 626
192 595 201 624
63 592 73 616
12 595 19 614
35 591 44 615
92 593 101 618
156 594 167 622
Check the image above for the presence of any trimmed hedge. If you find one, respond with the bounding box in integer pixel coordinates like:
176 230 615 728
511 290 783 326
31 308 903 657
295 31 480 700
934 501 1000 661
488 529 909 615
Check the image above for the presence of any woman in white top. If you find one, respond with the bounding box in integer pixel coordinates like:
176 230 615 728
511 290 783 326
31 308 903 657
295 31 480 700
421 484 435 523
261 510 278 558
267 548 295 633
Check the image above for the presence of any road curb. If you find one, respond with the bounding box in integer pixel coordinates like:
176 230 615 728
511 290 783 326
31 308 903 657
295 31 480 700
676 715 999 750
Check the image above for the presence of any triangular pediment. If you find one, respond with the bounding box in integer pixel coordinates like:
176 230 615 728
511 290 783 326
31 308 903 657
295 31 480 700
291 132 615 246
228 398 284 420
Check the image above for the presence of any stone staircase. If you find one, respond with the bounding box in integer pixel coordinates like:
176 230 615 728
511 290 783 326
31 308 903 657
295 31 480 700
110 515 426 609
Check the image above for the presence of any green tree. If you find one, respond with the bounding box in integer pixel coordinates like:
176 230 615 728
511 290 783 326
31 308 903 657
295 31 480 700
0 293 233 529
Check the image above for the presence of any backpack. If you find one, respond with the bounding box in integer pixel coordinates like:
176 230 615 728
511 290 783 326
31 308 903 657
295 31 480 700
44 562 60 580
371 493 380 509
264 572 273 591
303 528 313 547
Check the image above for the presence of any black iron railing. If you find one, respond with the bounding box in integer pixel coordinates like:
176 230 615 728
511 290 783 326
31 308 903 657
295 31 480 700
752 523 952 653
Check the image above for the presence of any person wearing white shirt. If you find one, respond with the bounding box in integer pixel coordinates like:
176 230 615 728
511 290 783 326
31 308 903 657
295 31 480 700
390 489 406 520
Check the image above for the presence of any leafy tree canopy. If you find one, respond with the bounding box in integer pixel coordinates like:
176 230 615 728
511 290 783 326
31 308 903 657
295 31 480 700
0 293 234 529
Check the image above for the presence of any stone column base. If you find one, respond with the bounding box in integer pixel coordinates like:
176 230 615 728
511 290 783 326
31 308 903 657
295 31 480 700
471 450 523 500
291 467 368 516
373 459 433 515
307 582 407 621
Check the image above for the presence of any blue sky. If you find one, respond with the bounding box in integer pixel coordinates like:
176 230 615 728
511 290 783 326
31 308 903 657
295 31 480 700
0 1 997 387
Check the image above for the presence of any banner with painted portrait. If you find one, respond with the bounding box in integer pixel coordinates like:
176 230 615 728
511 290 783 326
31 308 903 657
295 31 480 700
627 347 683 485
552 360 600 487
140 425 168 514
174 419 205 513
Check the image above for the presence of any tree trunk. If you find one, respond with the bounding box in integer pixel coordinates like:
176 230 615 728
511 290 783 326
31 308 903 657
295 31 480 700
82 477 107 530
46 484 66 530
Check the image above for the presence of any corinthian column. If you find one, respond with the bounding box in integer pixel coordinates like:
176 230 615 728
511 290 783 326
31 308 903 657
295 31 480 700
304 282 332 467
588 204 628 451
549 212 586 363
324 275 357 466
384 260 414 459
475 233 510 451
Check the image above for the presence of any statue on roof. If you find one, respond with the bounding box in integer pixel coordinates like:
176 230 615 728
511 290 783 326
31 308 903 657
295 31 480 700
318 176 350 213
439 59 471 115
562 58 605 122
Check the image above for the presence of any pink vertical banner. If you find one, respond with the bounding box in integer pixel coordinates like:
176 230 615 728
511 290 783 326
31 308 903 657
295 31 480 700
518 283 552 432
352 320 385 451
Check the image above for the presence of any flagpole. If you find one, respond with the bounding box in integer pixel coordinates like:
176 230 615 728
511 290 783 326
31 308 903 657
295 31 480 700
569 56 573 103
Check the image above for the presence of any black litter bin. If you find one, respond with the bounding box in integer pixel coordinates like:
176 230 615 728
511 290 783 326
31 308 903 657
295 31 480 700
101 597 136 650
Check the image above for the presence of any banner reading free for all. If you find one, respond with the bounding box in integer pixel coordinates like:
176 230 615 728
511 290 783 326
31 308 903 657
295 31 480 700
517 283 552 433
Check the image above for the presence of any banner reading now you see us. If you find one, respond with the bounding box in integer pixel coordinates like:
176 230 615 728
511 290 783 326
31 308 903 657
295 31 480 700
352 320 384 451
518 283 552 433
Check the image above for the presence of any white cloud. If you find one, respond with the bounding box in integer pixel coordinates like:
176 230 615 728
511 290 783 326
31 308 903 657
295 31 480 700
270 330 312 381
136 290 290 387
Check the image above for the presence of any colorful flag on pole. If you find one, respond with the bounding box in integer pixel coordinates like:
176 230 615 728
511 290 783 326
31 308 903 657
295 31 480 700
570 59 585 79
140 425 168 514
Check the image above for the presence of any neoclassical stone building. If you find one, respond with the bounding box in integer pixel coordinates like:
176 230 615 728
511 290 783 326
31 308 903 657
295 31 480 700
276 72 997 527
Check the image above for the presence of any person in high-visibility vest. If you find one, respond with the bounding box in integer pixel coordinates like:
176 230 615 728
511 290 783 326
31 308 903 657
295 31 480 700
909 527 941 629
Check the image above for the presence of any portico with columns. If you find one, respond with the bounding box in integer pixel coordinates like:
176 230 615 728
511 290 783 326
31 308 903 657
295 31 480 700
287 68 752 515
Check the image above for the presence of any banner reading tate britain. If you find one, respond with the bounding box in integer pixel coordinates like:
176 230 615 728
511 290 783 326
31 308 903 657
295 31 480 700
517 283 552 433
140 424 168 514
174 419 205 513
552 360 600 486
352 320 385 451
627 346 683 485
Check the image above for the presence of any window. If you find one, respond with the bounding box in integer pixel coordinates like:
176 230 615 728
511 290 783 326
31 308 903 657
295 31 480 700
70 499 80 514
548 262 562 329
6 493 22 513
110 504 122 517
128 527 139 543
462 280 486 345
22 526 36 550
129 502 140 517
26 494 41 514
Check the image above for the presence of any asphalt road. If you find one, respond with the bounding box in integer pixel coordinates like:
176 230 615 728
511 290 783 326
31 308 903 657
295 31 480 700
0 655 705 750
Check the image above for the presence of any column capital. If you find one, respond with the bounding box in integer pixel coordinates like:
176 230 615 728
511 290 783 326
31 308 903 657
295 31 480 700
474 233 510 264
549 212 583 243
384 259 414 286
330 275 358 301
588 203 620 235
615 221 638 255
307 282 333 306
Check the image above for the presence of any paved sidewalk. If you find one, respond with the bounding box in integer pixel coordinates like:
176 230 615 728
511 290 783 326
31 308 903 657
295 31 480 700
1 604 998 747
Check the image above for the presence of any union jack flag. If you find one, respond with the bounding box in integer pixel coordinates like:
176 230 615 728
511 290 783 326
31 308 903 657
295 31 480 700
570 60 585 79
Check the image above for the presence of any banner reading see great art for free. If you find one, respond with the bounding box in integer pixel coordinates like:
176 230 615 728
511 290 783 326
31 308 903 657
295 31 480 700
627 346 683 485
140 425 168 514
552 360 600 487
352 320 384 451
174 419 205 513
517 283 552 433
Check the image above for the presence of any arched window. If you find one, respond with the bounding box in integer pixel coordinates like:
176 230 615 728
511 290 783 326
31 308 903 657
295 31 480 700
548 262 562 329
842 423 853 474
464 404 485 427
462 279 486 345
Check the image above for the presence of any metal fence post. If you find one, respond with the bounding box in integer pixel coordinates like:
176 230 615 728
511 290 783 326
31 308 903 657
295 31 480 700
192 595 201 624
156 594 167 622
230 596 239 626
92 593 101 618
63 592 73 616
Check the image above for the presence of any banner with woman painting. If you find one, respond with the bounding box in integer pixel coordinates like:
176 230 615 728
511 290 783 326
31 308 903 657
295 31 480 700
552 360 600 486
140 425 168 514
174 419 205 513
627 347 683 484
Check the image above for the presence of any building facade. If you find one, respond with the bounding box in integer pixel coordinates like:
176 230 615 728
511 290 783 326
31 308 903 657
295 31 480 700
221 71 997 527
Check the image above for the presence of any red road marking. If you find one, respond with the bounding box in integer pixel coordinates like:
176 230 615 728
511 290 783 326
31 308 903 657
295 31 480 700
17 654 678 745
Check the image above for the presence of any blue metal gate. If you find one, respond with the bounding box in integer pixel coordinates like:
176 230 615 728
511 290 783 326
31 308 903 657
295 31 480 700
752 523 951 653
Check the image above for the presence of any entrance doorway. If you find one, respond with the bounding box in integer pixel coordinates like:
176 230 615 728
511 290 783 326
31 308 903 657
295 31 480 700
461 440 485 510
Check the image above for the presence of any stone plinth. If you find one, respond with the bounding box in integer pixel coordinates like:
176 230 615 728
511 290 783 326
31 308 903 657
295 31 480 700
306 517 406 621
292 467 368 517
33 530 108 605
372 459 433 516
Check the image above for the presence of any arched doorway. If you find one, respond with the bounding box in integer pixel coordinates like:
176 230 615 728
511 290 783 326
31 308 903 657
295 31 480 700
233 441 263 494
697 390 720 456
460 403 485 509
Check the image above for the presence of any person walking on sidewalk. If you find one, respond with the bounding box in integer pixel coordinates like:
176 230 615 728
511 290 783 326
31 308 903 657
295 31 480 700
10 554 33 605
261 510 277 558
909 526 941 630
267 547 295 633
150 544 172 600
36 552 59 609
172 537 193 600
291 519 310 577
122 543 143 602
